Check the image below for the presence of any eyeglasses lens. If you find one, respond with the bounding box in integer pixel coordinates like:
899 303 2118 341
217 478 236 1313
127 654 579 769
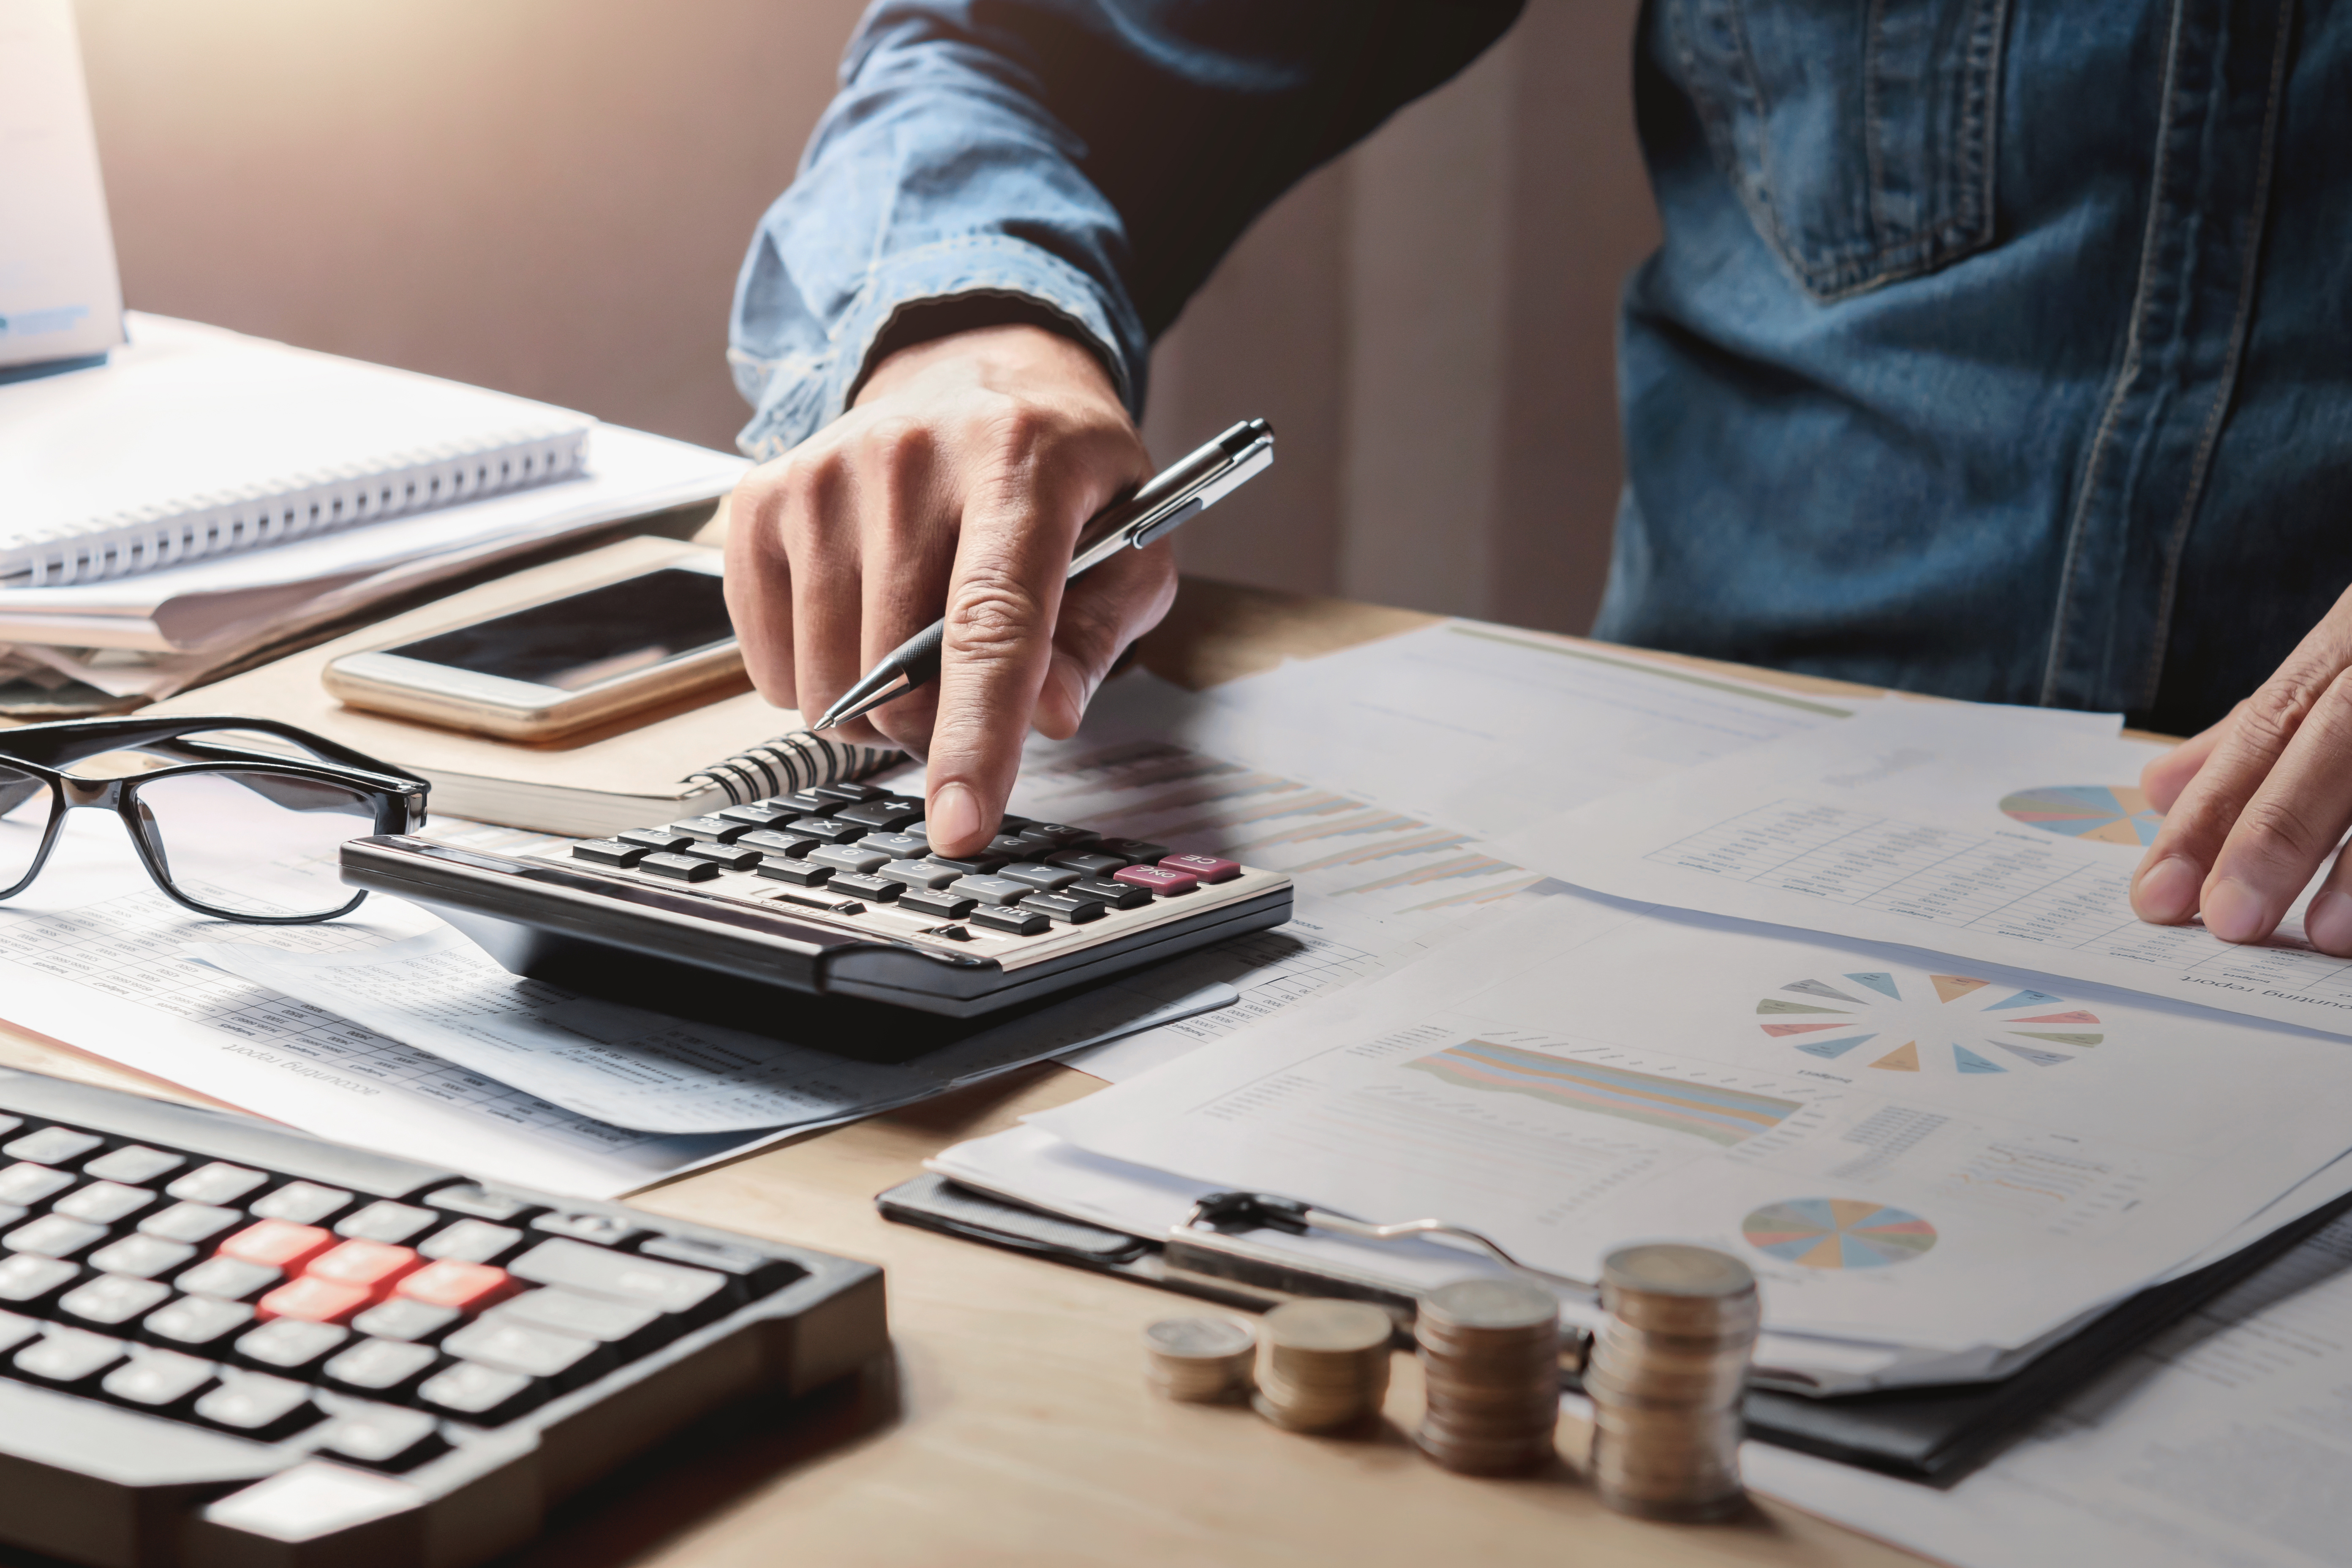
129 769 375 918
0 765 55 893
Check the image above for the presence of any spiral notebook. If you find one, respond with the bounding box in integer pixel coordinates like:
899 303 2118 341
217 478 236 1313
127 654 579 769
148 537 902 836
0 314 593 587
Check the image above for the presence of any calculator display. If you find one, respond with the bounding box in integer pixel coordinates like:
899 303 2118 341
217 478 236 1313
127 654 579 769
389 568 735 692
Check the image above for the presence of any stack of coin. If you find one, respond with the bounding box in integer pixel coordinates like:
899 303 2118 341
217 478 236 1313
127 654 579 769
1584 1244 1758 1521
1143 1315 1258 1402
1251 1299 1394 1432
1413 1277 1563 1474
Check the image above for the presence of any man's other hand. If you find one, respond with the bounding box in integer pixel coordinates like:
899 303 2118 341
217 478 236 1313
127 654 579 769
723 324 1173 858
2132 583 2352 954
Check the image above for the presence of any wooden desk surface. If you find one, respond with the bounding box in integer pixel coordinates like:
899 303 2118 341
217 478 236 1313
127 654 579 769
0 579 1920 1568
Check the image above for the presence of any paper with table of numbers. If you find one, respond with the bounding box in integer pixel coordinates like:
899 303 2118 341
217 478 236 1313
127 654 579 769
1493 698 2352 1037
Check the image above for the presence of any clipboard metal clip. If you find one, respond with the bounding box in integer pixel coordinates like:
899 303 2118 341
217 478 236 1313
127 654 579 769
1181 1190 1599 1304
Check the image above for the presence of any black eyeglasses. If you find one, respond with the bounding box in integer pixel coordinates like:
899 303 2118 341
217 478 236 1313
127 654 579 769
0 716 428 925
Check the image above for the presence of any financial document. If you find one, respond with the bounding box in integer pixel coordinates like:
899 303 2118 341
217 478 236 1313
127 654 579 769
1497 700 2352 1036
1030 893 2352 1358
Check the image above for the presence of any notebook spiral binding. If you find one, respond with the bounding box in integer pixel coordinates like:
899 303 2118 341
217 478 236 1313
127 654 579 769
684 729 902 807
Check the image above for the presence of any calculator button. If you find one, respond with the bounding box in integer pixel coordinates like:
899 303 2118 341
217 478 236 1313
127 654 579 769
256 1276 376 1326
828 874 902 903
635 1235 804 1297
236 1318 351 1372
176 1258 282 1301
16 1326 129 1387
1100 838 1171 863
808 844 891 877
778 887 866 915
999 863 1081 892
1113 866 1199 896
396 1259 517 1312
104 1348 217 1409
984 835 1036 860
833 798 925 831
638 852 721 883
4 1215 109 1259
716 802 801 829
350 1298 460 1344
531 1211 642 1247
666 815 752 844
509 1238 728 1315
221 1221 335 1273
1046 849 1130 875
1019 892 1106 924
417 1360 542 1422
251 1181 354 1225
792 817 870 845
968 904 1052 935
1161 853 1242 884
337 1202 439 1245
617 828 694 853
1067 875 1153 910
570 838 649 868
322 1338 441 1395
757 858 833 886
82 1146 185 1185
879 859 960 890
0 1255 82 1305
0 1164 75 1208
859 831 931 861
995 815 1038 834
738 828 823 859
86 1234 195 1279
766 791 834 814
681 843 763 871
442 1320 604 1383
147 1295 257 1353
811 782 887 804
139 1203 243 1245
4 1128 103 1168
305 1239 423 1295
923 855 1008 877
53 1181 158 1225
490 1287 665 1350
1018 823 1100 850
323 1405 444 1470
419 1219 526 1265
428 1186 542 1225
896 888 978 920
168 1162 270 1205
950 874 1029 906
58 1274 172 1328
194 1372 320 1437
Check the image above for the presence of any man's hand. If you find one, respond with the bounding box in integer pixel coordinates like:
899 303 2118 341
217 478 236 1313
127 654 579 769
2131 583 2352 954
723 324 1174 858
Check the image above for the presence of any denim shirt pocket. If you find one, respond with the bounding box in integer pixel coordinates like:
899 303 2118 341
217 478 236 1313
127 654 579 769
1667 0 2011 299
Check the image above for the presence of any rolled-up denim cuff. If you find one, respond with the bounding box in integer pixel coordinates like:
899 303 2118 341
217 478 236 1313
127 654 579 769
730 236 1141 462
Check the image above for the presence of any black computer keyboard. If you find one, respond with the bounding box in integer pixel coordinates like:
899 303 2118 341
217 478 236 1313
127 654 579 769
0 1066 885 1568
341 782 1294 1021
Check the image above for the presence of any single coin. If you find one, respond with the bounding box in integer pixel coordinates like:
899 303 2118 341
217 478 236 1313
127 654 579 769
1601 1244 1756 1300
1419 1277 1561 1333
1263 1298 1394 1354
1145 1315 1256 1360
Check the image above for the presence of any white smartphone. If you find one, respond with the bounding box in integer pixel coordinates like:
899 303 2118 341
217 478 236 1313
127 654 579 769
322 555 743 740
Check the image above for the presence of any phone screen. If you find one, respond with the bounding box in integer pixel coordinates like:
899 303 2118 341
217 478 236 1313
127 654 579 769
388 568 735 692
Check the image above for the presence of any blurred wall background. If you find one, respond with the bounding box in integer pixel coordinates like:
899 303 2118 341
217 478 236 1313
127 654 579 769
75 0 1656 634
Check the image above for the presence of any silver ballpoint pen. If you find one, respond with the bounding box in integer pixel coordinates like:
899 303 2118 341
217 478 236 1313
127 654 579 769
813 417 1275 732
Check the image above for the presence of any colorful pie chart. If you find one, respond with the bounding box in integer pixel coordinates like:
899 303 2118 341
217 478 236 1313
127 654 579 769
1756 967 2105 1075
1742 1198 1938 1269
1998 784 2164 846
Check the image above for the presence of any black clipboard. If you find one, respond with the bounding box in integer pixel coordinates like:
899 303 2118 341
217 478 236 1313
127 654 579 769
877 1171 2352 1483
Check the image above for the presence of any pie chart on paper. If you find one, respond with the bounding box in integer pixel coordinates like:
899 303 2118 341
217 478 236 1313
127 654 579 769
1742 1198 1938 1270
1998 784 2164 846
1755 966 2106 1075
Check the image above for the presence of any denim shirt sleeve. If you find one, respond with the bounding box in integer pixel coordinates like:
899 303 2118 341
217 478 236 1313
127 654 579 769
730 0 1523 460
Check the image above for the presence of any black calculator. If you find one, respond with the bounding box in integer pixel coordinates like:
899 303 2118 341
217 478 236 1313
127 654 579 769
340 781 1293 1026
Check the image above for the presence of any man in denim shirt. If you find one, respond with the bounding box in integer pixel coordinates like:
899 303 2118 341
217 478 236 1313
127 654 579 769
721 0 2352 956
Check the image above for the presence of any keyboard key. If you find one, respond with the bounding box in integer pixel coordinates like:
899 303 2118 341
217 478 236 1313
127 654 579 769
175 1258 281 1302
681 842 763 871
896 888 977 920
1018 891 1106 925
419 1219 525 1265
1160 852 1242 884
16 1326 127 1386
1067 874 1152 910
569 838 648 868
0 1163 75 1208
949 874 1029 906
789 816 869 845
194 1372 319 1439
396 1259 516 1312
617 828 693 853
1046 849 1132 875
756 858 832 887
417 1360 542 1423
968 904 1051 935
808 844 890 877
772 887 864 915
235 1318 350 1372
637 852 720 883
144 1295 255 1353
322 1337 440 1394
219 1220 336 1271
1099 838 1170 863
250 1181 354 1225
84 1234 195 1280
305 1239 422 1294
336 1202 438 1245
54 1181 158 1225
666 814 752 844
322 1405 443 1470
426 1185 541 1224
509 1238 727 1316
103 1348 217 1409
81 1146 185 1185
716 801 801 829
3 1127 103 1167
0 1310 38 1356
57 1274 172 1328
999 862 1081 892
441 1319 601 1380
737 828 822 859
351 1298 460 1345
636 1235 804 1298
860 831 931 861
1112 865 1198 896
490 1287 664 1350
0 1254 81 1305
827 874 902 903
809 782 885 804
140 1202 242 1245
5 1214 109 1259
166 1162 268 1205
256 1277 375 1325
528 1212 641 1247
832 798 924 831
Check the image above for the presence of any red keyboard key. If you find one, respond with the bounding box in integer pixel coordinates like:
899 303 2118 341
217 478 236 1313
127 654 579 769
303 1239 420 1294
1159 853 1240 884
396 1259 516 1312
217 1221 335 1271
256 1274 375 1324
1111 865 1198 896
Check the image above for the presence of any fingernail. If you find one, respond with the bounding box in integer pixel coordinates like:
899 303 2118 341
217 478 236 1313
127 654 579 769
928 781 983 852
2201 876 2268 944
2308 891 2352 956
2132 856 2202 924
